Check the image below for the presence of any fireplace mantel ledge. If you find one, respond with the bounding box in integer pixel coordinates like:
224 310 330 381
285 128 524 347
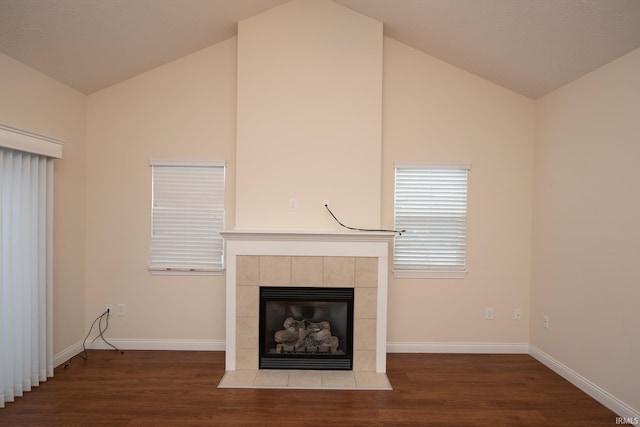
220 229 395 243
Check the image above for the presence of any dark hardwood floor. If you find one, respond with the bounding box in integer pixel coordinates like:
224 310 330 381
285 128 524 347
0 351 616 426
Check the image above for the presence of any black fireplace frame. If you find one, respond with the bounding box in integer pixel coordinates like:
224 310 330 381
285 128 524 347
259 286 354 370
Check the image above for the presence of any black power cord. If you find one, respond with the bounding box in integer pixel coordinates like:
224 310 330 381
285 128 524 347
92 308 122 353
324 204 406 236
64 309 123 369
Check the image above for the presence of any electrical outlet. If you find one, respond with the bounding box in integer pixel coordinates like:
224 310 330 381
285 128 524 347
289 198 297 211
117 304 126 316
323 199 330 208
542 315 549 329
485 307 494 320
105 304 113 315
514 308 522 320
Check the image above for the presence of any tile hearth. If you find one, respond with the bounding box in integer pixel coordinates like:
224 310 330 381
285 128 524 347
219 369 392 390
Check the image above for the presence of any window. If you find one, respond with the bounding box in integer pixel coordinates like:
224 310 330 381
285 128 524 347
149 159 225 274
394 162 470 278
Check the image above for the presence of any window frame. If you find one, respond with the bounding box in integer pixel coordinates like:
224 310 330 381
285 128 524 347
148 159 226 275
393 162 470 279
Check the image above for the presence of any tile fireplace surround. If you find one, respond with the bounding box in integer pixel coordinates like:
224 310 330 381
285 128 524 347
219 229 394 390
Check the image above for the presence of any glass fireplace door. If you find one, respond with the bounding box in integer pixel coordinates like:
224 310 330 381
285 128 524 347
259 287 354 370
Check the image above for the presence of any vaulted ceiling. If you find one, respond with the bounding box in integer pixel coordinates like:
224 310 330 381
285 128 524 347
1 0 639 98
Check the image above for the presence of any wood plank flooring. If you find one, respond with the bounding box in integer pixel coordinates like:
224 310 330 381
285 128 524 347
0 351 617 426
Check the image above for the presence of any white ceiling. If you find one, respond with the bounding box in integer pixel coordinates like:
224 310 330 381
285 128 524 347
1 0 639 98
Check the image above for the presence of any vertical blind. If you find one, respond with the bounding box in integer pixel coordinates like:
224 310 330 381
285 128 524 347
149 160 225 273
0 148 54 408
394 163 469 277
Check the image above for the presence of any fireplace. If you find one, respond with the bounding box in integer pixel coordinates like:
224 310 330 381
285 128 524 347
260 286 354 370
220 230 394 389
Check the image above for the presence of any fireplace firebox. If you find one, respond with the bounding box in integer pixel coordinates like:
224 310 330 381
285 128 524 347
259 286 354 370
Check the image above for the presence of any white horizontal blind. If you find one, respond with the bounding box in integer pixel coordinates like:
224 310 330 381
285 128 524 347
149 160 225 273
394 163 469 277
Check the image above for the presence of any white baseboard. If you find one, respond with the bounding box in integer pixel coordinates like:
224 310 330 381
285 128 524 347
387 341 529 354
53 341 85 367
529 345 639 422
53 339 225 367
86 338 226 352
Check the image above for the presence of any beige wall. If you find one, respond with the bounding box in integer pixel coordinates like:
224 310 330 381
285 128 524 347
236 0 383 229
84 12 535 348
532 48 640 411
0 52 87 355
0 0 534 362
4 0 636 413
382 38 535 344
85 39 237 341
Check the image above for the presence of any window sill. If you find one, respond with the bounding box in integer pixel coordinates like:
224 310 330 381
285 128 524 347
393 269 467 279
149 268 224 276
